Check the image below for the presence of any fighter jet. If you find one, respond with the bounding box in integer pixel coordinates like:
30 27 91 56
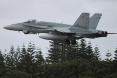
3 13 117 45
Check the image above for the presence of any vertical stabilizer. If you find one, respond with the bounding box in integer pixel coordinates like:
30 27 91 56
72 13 89 29
89 13 102 29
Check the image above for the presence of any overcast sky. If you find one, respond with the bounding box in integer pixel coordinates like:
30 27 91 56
0 0 117 60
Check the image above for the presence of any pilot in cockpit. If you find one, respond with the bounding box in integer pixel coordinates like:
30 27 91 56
24 19 37 23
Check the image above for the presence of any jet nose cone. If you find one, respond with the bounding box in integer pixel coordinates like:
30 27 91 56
3 25 13 30
3 27 6 29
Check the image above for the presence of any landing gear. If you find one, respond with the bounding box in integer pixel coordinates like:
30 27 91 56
65 39 76 45
71 40 76 45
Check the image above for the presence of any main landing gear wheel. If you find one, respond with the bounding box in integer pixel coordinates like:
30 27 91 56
65 40 70 45
71 40 76 45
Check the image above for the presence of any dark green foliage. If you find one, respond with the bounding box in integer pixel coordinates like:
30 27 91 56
14 46 21 68
1 40 117 78
103 72 117 78
4 54 11 68
0 68 32 78
66 41 79 61
9 45 15 67
113 47 117 71
17 43 27 72
94 45 101 60
0 50 4 68
45 58 117 78
35 47 44 65
1 42 45 78
4 45 16 68
47 40 81 63
34 47 45 78
47 40 66 63
78 39 87 59
85 41 94 60
114 47 117 63
105 50 112 61
24 42 35 75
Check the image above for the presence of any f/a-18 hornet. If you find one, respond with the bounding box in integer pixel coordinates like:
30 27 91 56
3 13 117 45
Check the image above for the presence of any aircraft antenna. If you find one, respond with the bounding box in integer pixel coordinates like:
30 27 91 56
61 21 63 24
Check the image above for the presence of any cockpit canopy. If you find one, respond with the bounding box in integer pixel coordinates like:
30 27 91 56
24 19 37 23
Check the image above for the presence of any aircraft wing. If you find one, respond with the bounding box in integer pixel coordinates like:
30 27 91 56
24 24 74 34
53 26 75 33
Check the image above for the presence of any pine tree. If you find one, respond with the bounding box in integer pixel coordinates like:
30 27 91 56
66 41 79 61
45 58 50 64
21 43 27 56
114 47 117 63
105 50 112 62
18 43 27 72
94 45 101 60
113 47 117 71
74 41 80 59
35 47 44 65
4 54 11 68
59 40 67 62
0 49 5 68
14 45 21 67
4 45 15 68
25 42 36 76
66 44 74 61
47 40 62 63
85 41 94 60
34 47 44 78
79 39 87 59
9 45 15 67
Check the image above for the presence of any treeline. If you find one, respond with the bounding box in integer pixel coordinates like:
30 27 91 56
0 39 117 78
